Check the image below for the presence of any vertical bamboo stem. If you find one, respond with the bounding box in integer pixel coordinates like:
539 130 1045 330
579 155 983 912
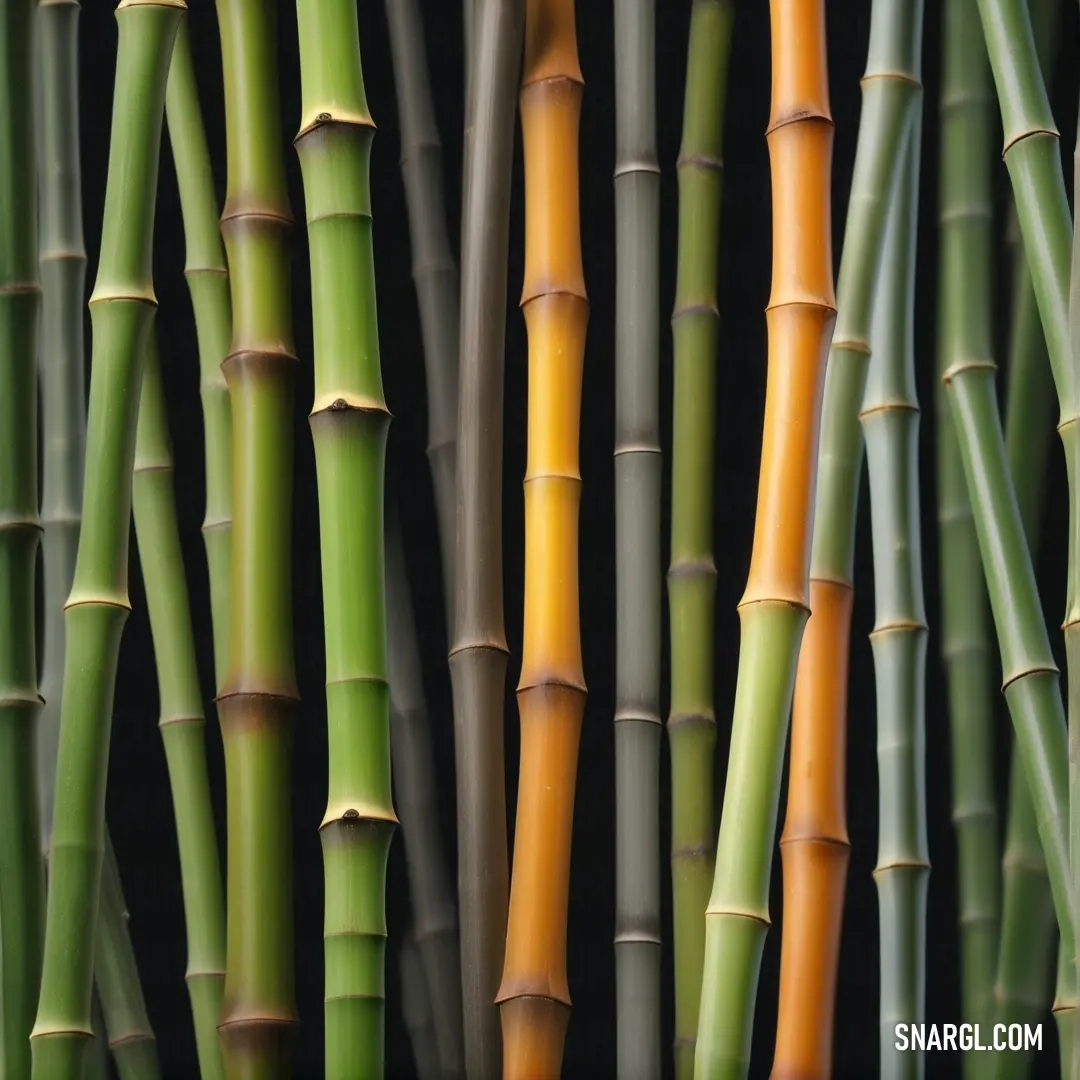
496 1 587 1074
0 0 44 1072
29 4 184 1076
697 2 835 1076
213 0 299 1074
613 0 661 1072
450 0 522 1075
666 4 732 1072
771 4 922 1075
293 3 397 1075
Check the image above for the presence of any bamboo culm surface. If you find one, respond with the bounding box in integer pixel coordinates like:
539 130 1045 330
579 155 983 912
214 0 299 1073
770 4 922 1077
612 0 661 1073
863 114 930 1080
697 2 835 1077
450 0 522 1076
132 329 226 1080
0 0 44 1073
30 3 183 1077
295 3 398 1075
496 0 588 1074
665 4 732 1073
935 0 1003 1062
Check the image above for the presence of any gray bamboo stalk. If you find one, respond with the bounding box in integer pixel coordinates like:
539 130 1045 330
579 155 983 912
385 0 460 636
612 0 661 1074
448 0 523 1076
400 933 443 1080
386 501 464 1080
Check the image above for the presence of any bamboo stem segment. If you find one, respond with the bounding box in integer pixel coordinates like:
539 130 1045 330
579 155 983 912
496 1 588 1074
30 4 184 1076
666 4 733 1072
698 2 836 1076
294 4 397 1075
450 0 522 1076
214 0 299 1074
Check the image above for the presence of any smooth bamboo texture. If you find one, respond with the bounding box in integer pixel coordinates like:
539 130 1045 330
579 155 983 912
613 0 661 1073
666 4 732 1072
164 17 233 685
992 2 1062 1072
974 0 1079 1031
863 119 930 1080
214 0 299 1074
385 0 460 636
400 934 442 1080
770 5 921 1077
0 0 44 1073
697 4 835 1078
94 837 161 1079
294 5 397 1075
385 504 463 1080
935 0 1004 1063
495 1 588 1074
450 0 522 1075
132 332 226 1080
29 3 183 1076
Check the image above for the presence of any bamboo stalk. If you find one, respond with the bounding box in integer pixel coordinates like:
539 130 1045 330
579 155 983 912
495 0 587 1074
450 0 521 1075
164 17 233 685
385 0 460 636
293 5 396 1076
666 3 732 1072
213 0 299 1074
862 117 929 1080
769 5 921 1078
613 0 661 1072
132 330 226 1080
29 3 184 1076
88 997 112 1080
94 836 160 1079
400 932 443 1080
386 502 463 1080
992 4 1063 1074
697 2 836 1077
0 0 45 1071
935 0 1001 1061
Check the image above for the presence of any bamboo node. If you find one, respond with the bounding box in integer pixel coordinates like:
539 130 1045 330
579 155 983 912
295 108 376 143
831 337 871 357
1001 663 1060 692
0 694 45 711
777 832 850 851
666 711 716 733
868 618 928 639
157 713 205 729
871 858 931 878
860 72 922 90
703 906 771 929
671 301 719 324
29 1024 93 1040
107 1032 156 1050
613 157 661 179
942 360 997 384
1002 126 1060 160
0 281 41 296
765 110 833 137
310 391 389 417
858 401 921 421
613 440 661 458
447 637 511 660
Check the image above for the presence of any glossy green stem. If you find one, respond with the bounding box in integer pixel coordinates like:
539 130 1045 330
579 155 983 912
164 18 233 686
666 5 732 1073
935 0 1001 1062
213 0 299 1075
132 333 226 1080
0 0 44 1074
863 117 929 1080
294 4 396 1076
29 4 183 1078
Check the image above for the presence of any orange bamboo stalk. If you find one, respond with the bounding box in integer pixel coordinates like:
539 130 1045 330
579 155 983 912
494 1 587 1077
696 1 835 1075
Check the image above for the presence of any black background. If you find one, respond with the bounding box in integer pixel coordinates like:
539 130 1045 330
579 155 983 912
73 2 1080 1077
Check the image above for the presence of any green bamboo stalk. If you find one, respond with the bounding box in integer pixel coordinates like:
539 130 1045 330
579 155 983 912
449 0 521 1075
385 0 460 638
935 0 1001 1059
400 933 442 1080
293 5 396 1076
132 331 225 1080
974 2 1080 1042
0 0 45 1072
88 996 112 1080
29 3 183 1076
666 4 732 1072
164 17 233 685
992 6 1064 1074
941 364 1074 1067
385 503 463 1080
94 837 160 1080
613 0 661 1073
862 116 929 1080
213 0 299 1074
